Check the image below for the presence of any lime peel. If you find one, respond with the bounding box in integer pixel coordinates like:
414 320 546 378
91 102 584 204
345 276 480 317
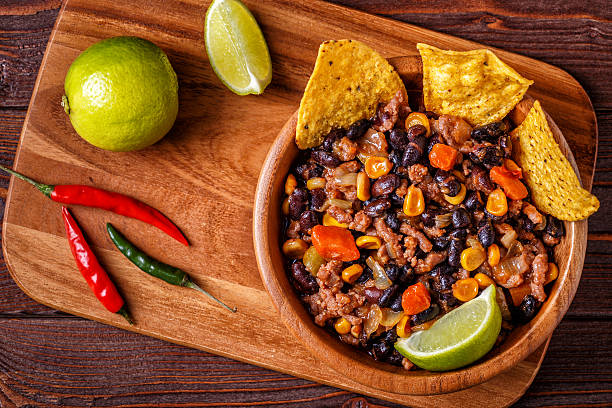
205 0 272 95
395 285 502 371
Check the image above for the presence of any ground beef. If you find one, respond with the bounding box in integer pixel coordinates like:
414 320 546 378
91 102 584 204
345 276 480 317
543 234 560 246
433 115 473 152
349 210 371 232
333 137 358 161
374 217 408 266
395 178 409 197
400 223 433 253
467 165 494 195
523 202 544 225
530 254 548 302
327 205 353 224
415 251 447 274
408 164 429 184
509 200 523 218
373 90 406 132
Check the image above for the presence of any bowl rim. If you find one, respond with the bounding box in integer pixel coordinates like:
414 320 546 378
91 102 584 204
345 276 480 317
253 78 588 396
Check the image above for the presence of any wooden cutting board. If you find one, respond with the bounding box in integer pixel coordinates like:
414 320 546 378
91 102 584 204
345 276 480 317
3 0 596 406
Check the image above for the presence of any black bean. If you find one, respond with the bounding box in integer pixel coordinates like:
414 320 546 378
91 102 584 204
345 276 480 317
385 265 402 282
346 119 371 140
321 128 345 151
471 122 506 142
371 341 391 361
299 210 318 231
499 135 512 157
309 188 326 211
427 134 441 154
522 217 535 232
389 149 403 167
383 328 398 344
448 240 464 267
390 193 405 207
411 304 440 325
450 228 468 240
431 263 453 277
389 129 409 150
386 349 404 366
438 291 459 311
364 287 383 304
517 294 538 324
397 266 414 285
433 236 450 250
371 174 400 197
402 143 422 166
471 145 504 168
311 149 340 167
291 261 318 294
385 211 401 232
471 165 495 193
465 191 483 211
424 111 438 119
545 215 565 238
288 188 308 220
355 266 373 284
452 208 470 229
433 169 460 197
421 207 443 227
433 273 456 292
379 284 399 307
390 294 404 312
295 163 323 180
407 124 427 142
478 221 495 248
364 197 392 217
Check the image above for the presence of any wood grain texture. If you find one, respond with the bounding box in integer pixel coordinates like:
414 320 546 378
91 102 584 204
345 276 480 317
0 0 610 407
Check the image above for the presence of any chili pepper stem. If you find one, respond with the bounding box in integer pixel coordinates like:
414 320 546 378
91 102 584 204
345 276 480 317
117 307 134 325
0 164 53 197
184 280 237 313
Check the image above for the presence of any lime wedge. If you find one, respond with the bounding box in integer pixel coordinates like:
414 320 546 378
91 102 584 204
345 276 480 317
204 0 272 95
395 285 502 371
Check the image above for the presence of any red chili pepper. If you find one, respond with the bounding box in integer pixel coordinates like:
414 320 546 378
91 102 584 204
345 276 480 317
401 282 431 315
62 207 132 324
0 165 188 246
311 225 360 262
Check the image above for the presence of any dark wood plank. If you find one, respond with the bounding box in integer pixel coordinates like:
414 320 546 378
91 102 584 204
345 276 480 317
0 317 608 407
0 1 610 407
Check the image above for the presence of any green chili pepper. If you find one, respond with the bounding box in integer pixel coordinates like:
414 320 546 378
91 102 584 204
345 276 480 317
106 223 236 313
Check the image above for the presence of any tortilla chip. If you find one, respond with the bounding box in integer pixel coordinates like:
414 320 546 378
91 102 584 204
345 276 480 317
296 40 406 149
510 100 599 221
417 43 533 127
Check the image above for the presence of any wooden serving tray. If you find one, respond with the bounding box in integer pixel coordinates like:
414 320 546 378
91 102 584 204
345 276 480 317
3 0 596 406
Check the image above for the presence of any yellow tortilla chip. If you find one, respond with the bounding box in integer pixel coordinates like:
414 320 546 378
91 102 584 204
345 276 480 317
296 40 406 149
510 100 599 221
417 43 533 127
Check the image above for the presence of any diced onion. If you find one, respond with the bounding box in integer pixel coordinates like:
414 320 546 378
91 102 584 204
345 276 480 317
366 256 392 290
364 304 383 338
386 242 398 259
434 213 452 228
380 308 403 327
328 198 353 209
496 287 512 320
338 172 358 186
500 229 518 249
466 236 483 250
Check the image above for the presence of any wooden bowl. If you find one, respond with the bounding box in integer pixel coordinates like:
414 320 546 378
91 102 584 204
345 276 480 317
253 56 587 395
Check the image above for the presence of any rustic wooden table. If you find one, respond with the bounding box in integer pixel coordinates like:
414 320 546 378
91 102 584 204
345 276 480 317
1 1 610 407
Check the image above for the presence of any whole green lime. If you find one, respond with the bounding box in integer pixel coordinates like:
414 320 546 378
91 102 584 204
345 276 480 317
62 36 179 152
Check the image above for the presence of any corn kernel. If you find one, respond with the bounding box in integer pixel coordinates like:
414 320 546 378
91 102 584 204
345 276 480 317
405 112 431 137
285 174 297 195
282 239 308 259
486 188 508 216
342 264 364 284
307 177 326 190
334 317 351 335
412 319 436 331
356 171 371 201
365 156 392 179
444 183 466 205
396 315 411 338
474 272 495 289
323 213 348 228
545 262 559 284
282 197 290 215
460 247 486 271
487 244 500 266
453 278 479 302
403 184 425 216
356 236 382 250
350 325 361 338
